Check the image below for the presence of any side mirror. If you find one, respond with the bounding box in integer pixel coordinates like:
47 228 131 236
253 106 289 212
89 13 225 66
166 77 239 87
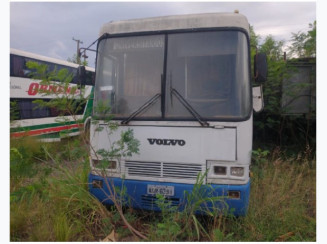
253 85 264 112
77 65 86 86
254 53 268 83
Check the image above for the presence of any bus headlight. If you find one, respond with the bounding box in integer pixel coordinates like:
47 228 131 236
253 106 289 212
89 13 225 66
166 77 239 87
230 167 244 177
92 159 117 170
213 166 227 175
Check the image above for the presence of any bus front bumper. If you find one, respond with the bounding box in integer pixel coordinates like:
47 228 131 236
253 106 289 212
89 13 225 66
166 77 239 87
88 173 250 216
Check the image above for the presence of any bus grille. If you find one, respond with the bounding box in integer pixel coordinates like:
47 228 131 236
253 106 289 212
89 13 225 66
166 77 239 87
125 161 203 180
141 195 180 209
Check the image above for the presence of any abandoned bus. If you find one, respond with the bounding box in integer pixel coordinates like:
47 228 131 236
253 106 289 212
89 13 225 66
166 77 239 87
10 48 95 141
88 12 266 215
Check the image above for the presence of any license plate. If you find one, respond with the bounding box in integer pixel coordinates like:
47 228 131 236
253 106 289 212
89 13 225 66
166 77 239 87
147 185 174 196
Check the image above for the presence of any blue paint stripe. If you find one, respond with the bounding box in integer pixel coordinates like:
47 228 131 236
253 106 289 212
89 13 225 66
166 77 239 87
88 174 250 216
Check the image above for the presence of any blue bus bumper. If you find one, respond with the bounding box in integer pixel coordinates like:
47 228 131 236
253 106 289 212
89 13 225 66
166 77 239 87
88 173 250 216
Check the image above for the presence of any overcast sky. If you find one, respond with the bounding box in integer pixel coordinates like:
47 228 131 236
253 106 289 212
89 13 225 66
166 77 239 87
10 1 316 68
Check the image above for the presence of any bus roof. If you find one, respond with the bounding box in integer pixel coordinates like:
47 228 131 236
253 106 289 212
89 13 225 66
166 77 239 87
100 12 249 36
10 48 95 72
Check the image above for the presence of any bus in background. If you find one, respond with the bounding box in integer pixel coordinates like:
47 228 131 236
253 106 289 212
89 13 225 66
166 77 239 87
88 12 267 215
10 48 95 142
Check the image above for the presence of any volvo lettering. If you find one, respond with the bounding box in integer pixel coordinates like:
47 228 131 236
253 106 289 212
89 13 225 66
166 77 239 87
147 138 186 146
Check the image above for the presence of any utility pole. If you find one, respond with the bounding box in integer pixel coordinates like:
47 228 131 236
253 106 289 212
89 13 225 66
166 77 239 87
72 37 83 64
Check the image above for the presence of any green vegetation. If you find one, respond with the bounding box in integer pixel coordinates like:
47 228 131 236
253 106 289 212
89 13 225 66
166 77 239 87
10 137 109 241
288 21 316 58
10 137 316 241
253 21 316 151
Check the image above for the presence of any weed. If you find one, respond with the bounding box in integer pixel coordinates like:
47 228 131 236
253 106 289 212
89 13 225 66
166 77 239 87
227 152 316 241
10 139 114 241
53 214 73 241
252 148 270 166
10 138 316 241
147 172 228 241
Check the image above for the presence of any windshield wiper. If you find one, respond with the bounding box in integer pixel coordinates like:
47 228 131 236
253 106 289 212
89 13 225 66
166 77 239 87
170 87 209 127
121 93 161 125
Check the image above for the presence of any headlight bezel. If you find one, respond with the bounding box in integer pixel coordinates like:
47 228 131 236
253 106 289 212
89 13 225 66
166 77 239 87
230 166 245 177
91 157 119 171
207 160 248 181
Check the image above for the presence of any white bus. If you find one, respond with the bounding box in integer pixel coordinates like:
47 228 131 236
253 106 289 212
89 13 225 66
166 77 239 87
88 12 266 215
10 48 95 142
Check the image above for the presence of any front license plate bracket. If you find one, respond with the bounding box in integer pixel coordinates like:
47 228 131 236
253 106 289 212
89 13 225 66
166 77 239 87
147 184 175 196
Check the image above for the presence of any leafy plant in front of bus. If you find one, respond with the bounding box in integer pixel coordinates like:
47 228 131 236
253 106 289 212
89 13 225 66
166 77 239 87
92 100 118 134
98 176 146 240
94 129 139 165
91 112 145 239
184 171 227 215
178 171 231 241
149 194 182 241
149 171 229 241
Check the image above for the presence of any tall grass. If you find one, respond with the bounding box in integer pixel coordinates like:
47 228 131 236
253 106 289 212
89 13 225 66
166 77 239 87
10 138 316 241
221 147 316 241
145 147 316 241
10 137 112 241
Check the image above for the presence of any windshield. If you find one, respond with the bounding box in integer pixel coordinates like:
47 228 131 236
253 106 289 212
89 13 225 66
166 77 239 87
94 35 165 118
166 31 250 119
94 30 250 121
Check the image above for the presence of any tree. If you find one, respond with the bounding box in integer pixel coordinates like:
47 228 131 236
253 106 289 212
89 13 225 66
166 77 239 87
289 31 307 58
251 22 316 150
288 21 316 58
304 21 316 57
259 35 285 61
250 25 260 48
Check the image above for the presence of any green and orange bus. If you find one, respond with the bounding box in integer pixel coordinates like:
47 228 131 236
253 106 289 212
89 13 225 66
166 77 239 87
10 48 95 142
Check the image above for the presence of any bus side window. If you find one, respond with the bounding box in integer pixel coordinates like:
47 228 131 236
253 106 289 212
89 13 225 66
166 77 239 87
24 58 41 78
50 107 60 117
18 99 50 119
70 67 78 84
18 99 33 119
10 55 25 77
